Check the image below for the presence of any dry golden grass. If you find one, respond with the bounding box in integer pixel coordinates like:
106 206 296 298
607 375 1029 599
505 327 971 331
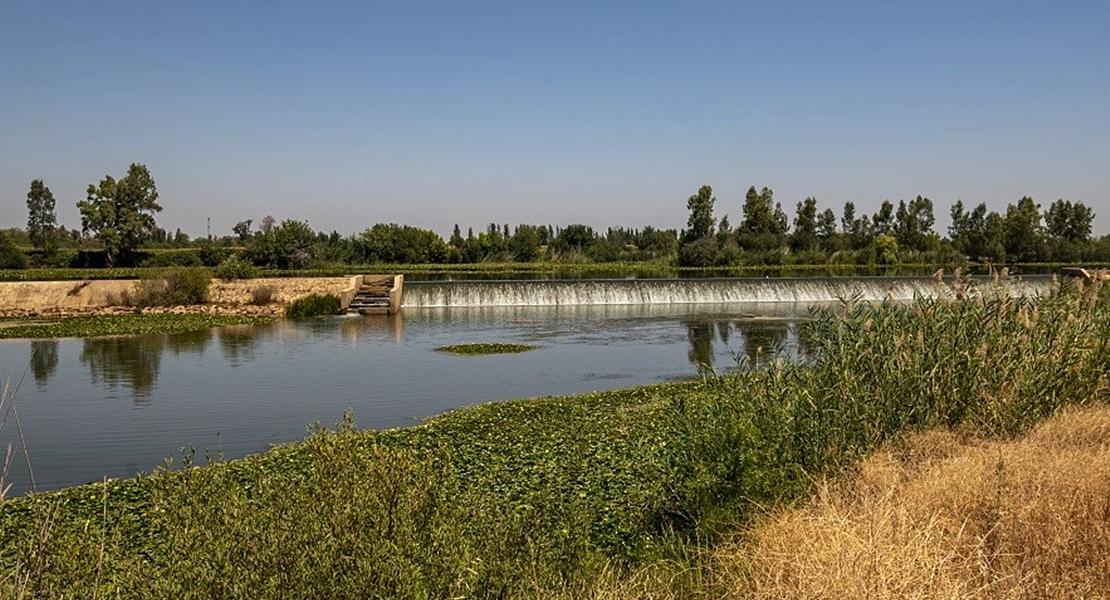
724 405 1110 600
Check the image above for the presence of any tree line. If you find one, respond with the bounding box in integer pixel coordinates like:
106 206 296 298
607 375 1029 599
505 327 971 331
8 167 1107 270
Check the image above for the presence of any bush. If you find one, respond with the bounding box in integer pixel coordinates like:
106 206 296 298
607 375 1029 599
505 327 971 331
214 255 260 281
133 267 213 307
0 232 28 269
250 285 277 305
286 294 340 319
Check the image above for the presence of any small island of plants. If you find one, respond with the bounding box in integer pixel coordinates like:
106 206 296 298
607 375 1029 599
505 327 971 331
435 342 541 355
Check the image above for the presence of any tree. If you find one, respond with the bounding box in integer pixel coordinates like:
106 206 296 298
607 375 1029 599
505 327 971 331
791 197 819 252
26 179 58 255
1004 196 1046 263
871 200 895 236
1044 199 1094 243
893 195 935 251
510 225 545 262
233 220 253 241
77 163 162 267
684 185 716 242
738 186 788 252
356 223 447 264
246 219 319 268
817 208 840 252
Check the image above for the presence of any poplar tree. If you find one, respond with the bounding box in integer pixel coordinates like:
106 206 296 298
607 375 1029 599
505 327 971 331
26 178 58 255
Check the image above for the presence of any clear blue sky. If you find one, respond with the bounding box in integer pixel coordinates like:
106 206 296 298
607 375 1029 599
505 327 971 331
3 1 1109 239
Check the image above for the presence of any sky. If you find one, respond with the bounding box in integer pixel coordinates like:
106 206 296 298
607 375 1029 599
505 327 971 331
2 1 1109 240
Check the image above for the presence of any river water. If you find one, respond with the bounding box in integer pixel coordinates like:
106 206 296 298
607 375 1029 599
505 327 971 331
0 303 807 495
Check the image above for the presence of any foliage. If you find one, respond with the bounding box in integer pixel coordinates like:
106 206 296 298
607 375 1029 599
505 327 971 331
0 314 272 340
249 285 277 305
26 179 58 255
434 343 541 355
684 185 716 242
355 223 447 264
285 293 340 319
140 249 203 268
213 255 260 281
132 267 213 307
77 164 163 267
678 235 718 267
246 219 317 269
0 231 28 270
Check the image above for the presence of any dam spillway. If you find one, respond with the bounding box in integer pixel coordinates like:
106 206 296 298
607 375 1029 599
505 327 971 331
402 276 1058 308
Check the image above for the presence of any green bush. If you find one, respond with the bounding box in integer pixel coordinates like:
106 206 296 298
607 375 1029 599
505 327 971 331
213 255 260 281
133 267 213 306
0 232 28 269
285 293 340 319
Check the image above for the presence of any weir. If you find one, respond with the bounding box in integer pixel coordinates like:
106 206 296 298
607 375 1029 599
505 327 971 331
402 275 1059 308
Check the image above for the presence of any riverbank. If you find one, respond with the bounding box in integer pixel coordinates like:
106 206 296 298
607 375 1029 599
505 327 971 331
3 284 1108 597
0 277 350 317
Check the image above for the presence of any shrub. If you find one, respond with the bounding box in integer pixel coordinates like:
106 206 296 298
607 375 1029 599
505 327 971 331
214 255 260 281
250 285 277 305
133 267 213 307
0 232 28 269
286 293 340 319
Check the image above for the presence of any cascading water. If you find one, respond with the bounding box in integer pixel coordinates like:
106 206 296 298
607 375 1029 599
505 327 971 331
403 276 1058 307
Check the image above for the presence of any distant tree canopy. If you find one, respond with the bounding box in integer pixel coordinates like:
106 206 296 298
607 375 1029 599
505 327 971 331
6 164 1108 271
77 164 162 267
246 219 317 268
356 223 447 264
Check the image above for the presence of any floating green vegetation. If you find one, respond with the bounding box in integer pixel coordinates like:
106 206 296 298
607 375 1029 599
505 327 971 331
0 313 273 339
434 342 541 355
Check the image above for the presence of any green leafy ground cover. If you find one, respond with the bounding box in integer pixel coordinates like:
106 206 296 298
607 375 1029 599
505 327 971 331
3 278 1109 597
435 342 541 355
0 314 273 339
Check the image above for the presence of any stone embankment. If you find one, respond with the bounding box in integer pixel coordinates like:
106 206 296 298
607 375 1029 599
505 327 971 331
0 277 352 319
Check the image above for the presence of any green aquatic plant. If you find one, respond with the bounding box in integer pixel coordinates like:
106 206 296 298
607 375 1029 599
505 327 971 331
0 314 272 339
285 294 340 319
434 342 541 355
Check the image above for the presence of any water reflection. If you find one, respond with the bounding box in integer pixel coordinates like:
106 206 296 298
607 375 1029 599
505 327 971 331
38 309 803 405
30 340 58 386
682 318 796 371
80 336 165 402
79 329 213 403
218 324 265 367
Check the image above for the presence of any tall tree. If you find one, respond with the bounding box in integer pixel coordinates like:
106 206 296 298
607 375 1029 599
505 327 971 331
77 164 162 267
871 200 895 236
739 186 787 236
26 178 58 255
684 185 716 242
1044 199 1094 243
893 195 935 251
791 197 819 252
1003 196 1046 263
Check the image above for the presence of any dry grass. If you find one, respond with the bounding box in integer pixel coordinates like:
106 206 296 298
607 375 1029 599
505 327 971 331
725 405 1110 600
